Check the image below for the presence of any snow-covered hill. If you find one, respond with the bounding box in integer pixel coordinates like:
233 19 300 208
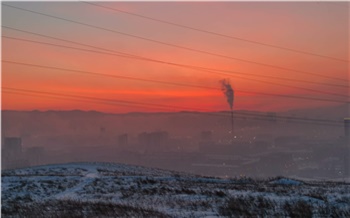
2 162 350 217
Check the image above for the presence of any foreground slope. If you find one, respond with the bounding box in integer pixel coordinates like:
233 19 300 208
2 162 350 217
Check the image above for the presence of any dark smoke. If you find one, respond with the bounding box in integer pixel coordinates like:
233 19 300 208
220 79 234 110
220 79 235 136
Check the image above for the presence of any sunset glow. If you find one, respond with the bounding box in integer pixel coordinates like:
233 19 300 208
2 2 349 113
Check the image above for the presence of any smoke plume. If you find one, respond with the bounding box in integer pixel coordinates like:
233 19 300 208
220 79 234 110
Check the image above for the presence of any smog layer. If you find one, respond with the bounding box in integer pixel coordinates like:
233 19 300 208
2 103 349 180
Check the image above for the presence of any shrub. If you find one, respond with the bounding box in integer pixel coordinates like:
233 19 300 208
283 200 313 218
1 199 171 218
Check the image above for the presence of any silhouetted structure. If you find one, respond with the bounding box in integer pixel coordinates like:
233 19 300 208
199 131 215 153
274 136 301 147
26 146 45 166
118 134 128 147
200 131 212 141
138 131 169 152
3 137 22 156
345 118 350 140
344 118 350 177
267 112 277 122
2 137 28 169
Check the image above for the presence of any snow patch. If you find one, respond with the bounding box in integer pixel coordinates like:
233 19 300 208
270 178 302 185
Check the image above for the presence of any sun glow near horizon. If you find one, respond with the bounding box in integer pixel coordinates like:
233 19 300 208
2 2 349 113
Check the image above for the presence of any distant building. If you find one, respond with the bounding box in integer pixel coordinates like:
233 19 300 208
118 134 128 147
199 131 215 153
344 118 350 140
100 127 106 133
344 118 350 177
200 131 212 141
138 131 169 152
253 140 270 151
266 112 277 122
274 136 302 147
26 146 45 166
2 137 28 169
3 137 22 158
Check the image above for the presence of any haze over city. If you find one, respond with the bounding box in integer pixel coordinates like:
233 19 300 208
2 1 349 180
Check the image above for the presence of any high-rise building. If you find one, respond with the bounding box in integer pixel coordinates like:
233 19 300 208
343 118 350 177
118 134 128 147
3 137 22 158
200 131 212 141
344 118 350 140
267 112 277 122
2 137 28 169
26 147 45 166
138 131 169 152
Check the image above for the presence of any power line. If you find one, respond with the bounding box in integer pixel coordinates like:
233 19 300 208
3 87 343 126
3 3 347 82
3 87 190 111
2 90 171 112
2 60 220 91
2 87 343 126
3 36 349 100
184 65 349 89
3 60 350 105
6 89 340 127
3 26 348 89
82 1 349 63
5 90 344 127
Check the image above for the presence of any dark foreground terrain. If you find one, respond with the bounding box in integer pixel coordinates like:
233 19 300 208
2 162 350 217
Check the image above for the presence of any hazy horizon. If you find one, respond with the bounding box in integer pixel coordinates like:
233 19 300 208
1 1 349 180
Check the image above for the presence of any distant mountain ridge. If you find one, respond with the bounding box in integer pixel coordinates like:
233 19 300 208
2 102 348 118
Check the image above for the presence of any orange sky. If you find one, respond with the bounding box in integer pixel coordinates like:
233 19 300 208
2 2 349 113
